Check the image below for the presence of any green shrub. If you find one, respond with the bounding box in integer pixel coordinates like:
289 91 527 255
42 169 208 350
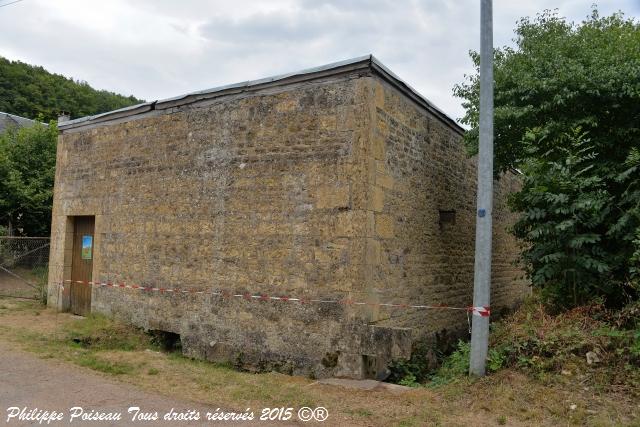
428 341 470 386
454 9 640 309
398 373 420 388
388 339 472 387
487 348 506 372
387 341 439 385
510 129 640 309
387 297 639 392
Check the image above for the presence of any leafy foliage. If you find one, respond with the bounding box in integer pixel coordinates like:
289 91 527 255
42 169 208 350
454 8 640 307
621 148 640 282
389 297 640 395
0 56 143 121
454 9 640 174
388 340 471 387
387 340 437 385
0 120 57 236
510 129 638 307
427 340 470 386
0 58 144 235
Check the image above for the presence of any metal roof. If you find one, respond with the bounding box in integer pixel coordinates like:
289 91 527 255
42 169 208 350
0 111 42 133
58 55 464 135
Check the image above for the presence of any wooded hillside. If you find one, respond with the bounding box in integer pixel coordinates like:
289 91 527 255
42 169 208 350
0 56 143 121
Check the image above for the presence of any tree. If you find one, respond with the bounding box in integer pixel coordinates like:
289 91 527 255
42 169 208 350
0 119 57 236
454 9 640 307
0 57 144 236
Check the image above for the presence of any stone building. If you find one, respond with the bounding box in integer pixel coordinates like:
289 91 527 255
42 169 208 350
0 111 41 133
48 55 527 379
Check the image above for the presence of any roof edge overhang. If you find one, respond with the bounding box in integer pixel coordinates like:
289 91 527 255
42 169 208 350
58 55 464 136
0 111 46 127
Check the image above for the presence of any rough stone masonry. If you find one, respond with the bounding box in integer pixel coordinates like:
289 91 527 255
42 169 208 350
48 56 528 379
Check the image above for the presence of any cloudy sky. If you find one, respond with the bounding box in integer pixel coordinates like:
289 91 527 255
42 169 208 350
1 0 638 122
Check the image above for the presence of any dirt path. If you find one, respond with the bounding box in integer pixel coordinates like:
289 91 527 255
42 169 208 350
0 342 293 427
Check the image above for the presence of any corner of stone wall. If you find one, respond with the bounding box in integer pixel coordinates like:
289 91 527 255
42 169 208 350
327 77 415 380
47 214 73 311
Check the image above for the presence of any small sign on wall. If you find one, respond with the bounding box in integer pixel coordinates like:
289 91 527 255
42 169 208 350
81 235 93 260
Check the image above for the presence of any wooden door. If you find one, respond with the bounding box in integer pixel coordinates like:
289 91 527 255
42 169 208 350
71 216 94 316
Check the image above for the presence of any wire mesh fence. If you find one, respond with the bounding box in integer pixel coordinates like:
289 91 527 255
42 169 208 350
0 237 49 301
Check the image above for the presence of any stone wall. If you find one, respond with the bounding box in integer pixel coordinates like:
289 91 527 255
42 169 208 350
48 71 527 379
362 79 528 348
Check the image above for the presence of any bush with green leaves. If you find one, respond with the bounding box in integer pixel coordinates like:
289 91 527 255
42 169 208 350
0 119 57 236
510 128 637 307
388 340 472 387
428 340 470 386
622 148 640 284
387 340 438 385
454 8 640 308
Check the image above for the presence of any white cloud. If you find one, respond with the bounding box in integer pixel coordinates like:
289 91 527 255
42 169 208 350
0 0 637 121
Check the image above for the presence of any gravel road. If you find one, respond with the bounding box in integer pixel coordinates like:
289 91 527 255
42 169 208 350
0 342 296 427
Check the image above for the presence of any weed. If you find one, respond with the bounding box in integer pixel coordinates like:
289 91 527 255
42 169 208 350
387 340 440 384
487 348 506 372
31 265 48 305
391 295 640 395
397 418 418 427
428 340 470 386
486 296 640 394
147 368 159 375
398 373 420 388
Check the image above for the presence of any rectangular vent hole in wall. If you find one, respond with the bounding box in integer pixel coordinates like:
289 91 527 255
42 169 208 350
362 355 378 379
439 210 456 229
149 330 182 352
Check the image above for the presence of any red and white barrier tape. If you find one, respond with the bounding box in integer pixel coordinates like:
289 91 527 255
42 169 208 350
470 306 491 317
56 279 489 316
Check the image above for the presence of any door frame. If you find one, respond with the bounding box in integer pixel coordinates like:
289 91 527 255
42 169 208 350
70 215 95 316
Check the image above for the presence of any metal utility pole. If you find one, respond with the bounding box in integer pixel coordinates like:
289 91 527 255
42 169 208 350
469 0 494 377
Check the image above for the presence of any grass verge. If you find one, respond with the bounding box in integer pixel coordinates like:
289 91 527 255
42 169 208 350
0 297 638 426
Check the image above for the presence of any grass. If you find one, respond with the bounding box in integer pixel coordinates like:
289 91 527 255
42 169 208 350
0 297 638 426
77 352 134 375
391 297 640 397
66 313 152 351
485 298 640 394
30 265 48 304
